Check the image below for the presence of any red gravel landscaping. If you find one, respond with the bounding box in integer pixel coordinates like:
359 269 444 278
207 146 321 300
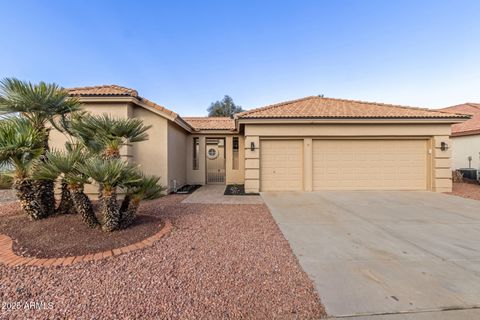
0 203 163 258
0 194 325 319
448 182 480 201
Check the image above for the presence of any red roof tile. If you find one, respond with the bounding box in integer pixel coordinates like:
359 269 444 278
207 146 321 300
238 96 469 119
441 103 480 136
67 85 180 119
68 85 138 97
183 117 236 131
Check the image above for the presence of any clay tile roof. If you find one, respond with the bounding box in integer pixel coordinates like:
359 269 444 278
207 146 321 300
182 117 236 131
68 85 139 97
67 85 181 119
237 96 470 119
441 103 480 136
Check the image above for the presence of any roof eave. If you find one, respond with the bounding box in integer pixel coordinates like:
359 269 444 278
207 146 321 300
192 129 239 134
74 95 193 132
237 117 470 124
451 129 480 137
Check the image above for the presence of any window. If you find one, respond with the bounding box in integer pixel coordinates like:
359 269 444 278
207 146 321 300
193 138 199 170
207 148 218 159
232 137 239 170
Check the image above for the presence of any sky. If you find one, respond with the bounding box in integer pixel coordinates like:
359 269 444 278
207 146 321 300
0 0 479 116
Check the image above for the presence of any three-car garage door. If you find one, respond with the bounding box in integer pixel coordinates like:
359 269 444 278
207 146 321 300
260 139 428 191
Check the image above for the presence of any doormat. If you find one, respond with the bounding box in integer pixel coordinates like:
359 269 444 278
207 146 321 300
224 184 260 196
175 184 202 194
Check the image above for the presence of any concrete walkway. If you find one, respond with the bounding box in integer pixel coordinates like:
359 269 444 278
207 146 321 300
334 308 480 319
182 185 263 204
262 191 480 319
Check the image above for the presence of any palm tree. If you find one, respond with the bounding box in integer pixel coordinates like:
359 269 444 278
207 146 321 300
120 175 165 228
70 114 152 214
0 78 81 216
77 158 141 231
0 118 45 219
33 145 100 227
70 114 151 159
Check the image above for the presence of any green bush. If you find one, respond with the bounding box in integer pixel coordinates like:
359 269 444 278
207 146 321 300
0 172 13 189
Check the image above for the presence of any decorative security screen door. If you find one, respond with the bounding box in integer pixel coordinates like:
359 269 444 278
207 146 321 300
206 138 226 184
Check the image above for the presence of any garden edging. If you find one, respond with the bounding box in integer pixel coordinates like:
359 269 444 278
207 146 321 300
0 219 172 267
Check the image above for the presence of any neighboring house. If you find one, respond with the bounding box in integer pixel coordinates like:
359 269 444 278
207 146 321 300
441 103 480 170
49 85 468 194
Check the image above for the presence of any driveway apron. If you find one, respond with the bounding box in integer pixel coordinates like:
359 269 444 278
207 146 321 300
262 191 480 318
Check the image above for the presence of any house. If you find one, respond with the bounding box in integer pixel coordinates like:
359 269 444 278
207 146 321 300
441 103 480 170
49 85 469 194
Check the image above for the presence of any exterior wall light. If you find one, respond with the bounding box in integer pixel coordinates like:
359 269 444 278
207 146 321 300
250 142 255 151
440 142 449 151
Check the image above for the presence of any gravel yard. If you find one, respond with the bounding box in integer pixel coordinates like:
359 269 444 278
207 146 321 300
0 189 16 203
0 194 325 319
0 205 163 258
448 182 480 201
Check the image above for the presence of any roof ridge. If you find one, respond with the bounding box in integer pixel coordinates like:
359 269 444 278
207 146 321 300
441 103 480 116
68 84 134 91
239 95 469 119
317 96 464 117
68 84 138 97
466 103 480 110
183 116 232 119
237 96 317 118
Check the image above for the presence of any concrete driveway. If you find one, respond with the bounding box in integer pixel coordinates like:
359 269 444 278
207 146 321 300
262 191 480 319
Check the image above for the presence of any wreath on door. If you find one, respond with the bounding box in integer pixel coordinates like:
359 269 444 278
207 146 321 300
207 148 218 160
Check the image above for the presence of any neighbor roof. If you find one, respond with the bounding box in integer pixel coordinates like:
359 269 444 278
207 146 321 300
237 96 469 120
441 103 480 136
183 117 236 131
67 85 181 120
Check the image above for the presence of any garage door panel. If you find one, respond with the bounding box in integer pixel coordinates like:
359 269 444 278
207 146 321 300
261 140 303 191
313 140 427 191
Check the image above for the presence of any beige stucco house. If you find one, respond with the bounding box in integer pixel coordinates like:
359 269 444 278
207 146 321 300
50 85 468 194
441 103 480 170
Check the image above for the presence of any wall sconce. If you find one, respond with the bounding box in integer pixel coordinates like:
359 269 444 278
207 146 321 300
250 142 255 151
440 142 449 151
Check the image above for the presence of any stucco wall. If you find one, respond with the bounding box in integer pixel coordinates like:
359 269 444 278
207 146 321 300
226 135 245 184
167 122 187 190
450 135 480 170
131 106 169 190
243 122 453 193
186 135 206 185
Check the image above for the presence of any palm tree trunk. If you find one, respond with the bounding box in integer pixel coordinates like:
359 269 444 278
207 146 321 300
101 188 121 232
56 180 76 215
12 178 45 220
31 129 56 217
119 194 131 216
120 197 140 229
32 179 56 217
69 185 99 228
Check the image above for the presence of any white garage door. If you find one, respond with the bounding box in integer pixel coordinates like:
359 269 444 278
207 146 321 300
261 140 303 191
313 140 427 190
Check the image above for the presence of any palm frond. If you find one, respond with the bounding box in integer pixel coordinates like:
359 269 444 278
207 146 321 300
69 114 151 155
32 144 91 184
0 117 44 178
76 158 141 188
125 175 165 200
0 78 80 128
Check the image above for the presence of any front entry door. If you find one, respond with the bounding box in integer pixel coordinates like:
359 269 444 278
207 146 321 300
206 138 226 184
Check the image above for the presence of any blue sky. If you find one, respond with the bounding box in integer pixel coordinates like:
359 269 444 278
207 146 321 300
1 1 479 115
